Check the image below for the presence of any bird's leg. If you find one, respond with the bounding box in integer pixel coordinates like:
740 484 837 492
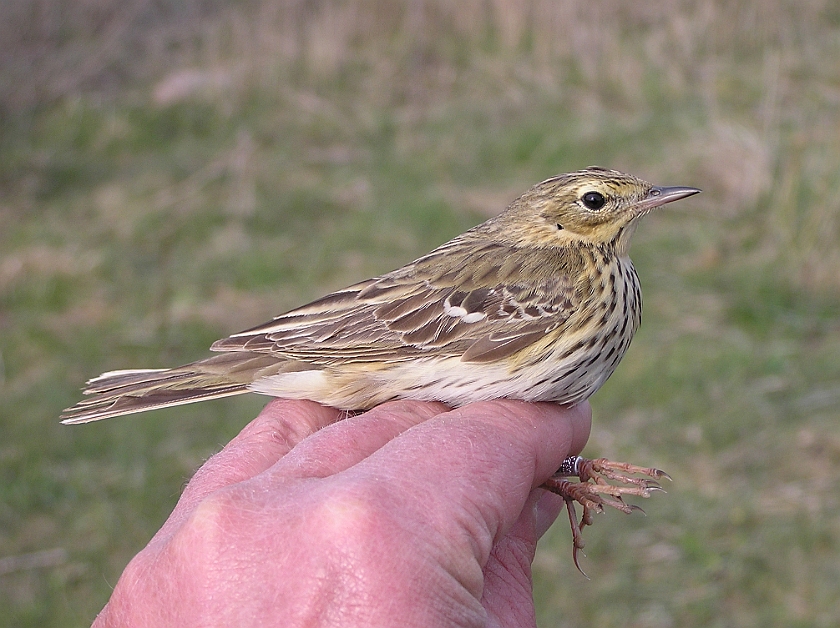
542 456 670 574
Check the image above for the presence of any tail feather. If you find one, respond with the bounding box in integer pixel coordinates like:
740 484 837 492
61 352 284 424
60 385 249 424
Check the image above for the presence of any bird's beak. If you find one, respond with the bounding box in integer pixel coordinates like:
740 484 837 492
638 185 701 211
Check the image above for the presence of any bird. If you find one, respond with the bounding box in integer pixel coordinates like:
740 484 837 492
62 166 700 568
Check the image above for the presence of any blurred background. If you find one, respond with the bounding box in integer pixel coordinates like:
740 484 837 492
2 1 839 626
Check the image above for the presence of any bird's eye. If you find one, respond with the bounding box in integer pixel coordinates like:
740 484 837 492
581 191 606 210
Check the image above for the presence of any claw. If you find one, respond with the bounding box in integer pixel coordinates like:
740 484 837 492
541 455 669 573
563 496 590 578
572 544 589 579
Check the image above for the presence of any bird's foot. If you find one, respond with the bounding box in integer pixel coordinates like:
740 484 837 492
542 456 670 575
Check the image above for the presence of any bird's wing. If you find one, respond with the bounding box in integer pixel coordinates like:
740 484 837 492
211 240 582 365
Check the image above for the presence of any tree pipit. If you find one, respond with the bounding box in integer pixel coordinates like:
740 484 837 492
62 167 700 569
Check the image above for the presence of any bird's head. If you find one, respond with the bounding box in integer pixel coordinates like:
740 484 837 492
497 167 700 254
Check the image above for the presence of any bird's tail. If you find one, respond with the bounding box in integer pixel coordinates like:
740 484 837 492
61 352 283 424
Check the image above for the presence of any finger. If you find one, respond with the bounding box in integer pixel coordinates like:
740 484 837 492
481 489 568 626
152 399 341 541
345 400 592 594
267 400 451 479
190 398 341 491
481 490 544 628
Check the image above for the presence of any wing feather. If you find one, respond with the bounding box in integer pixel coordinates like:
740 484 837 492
210 239 585 365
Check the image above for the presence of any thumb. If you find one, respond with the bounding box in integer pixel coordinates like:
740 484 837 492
480 489 555 628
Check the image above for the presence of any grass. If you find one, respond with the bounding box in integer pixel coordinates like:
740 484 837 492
2 1 840 626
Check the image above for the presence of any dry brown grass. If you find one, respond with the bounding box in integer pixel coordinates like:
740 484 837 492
5 0 838 291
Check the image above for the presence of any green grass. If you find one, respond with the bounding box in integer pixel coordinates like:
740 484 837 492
2 1 840 626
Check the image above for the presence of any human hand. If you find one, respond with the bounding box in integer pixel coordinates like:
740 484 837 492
92 398 591 627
